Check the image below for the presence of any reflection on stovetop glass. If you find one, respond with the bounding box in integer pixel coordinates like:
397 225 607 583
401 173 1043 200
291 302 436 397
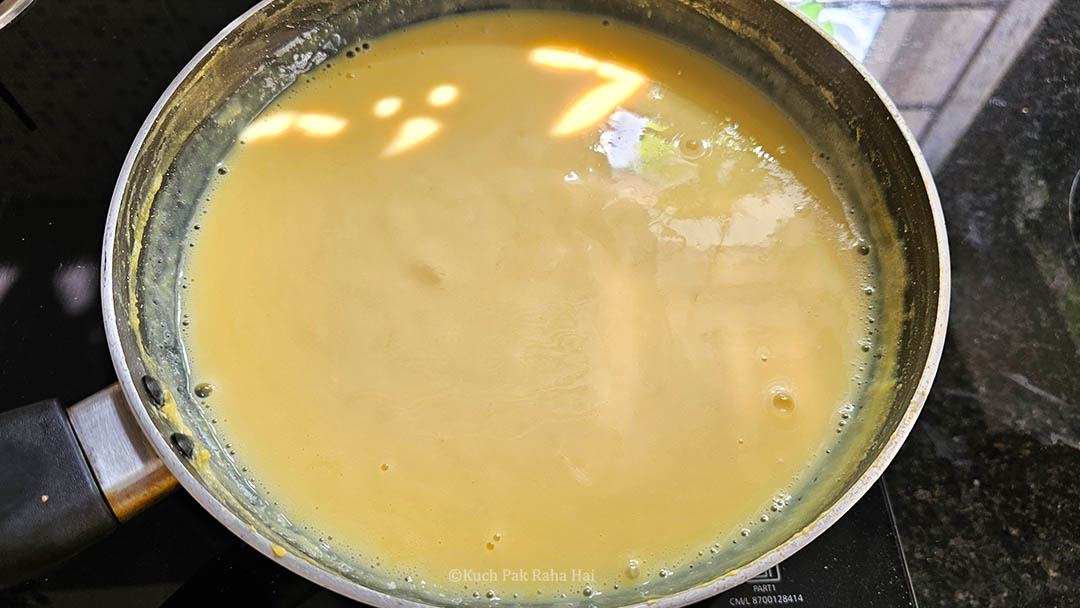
2 0 1077 606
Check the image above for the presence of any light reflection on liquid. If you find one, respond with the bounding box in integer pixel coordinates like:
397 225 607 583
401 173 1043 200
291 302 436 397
240 111 348 142
586 106 799 250
228 53 789 250
378 84 462 156
240 49 642 157
295 113 348 136
242 47 644 158
374 96 403 118
529 47 646 136
426 84 459 107
381 116 442 157
241 112 294 141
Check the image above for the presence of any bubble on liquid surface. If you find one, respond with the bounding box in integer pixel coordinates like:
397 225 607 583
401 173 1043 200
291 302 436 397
770 494 790 512
770 387 795 413
676 136 709 160
839 403 855 420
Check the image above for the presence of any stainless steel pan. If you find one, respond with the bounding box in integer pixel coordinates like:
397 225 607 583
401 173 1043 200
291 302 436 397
0 0 949 605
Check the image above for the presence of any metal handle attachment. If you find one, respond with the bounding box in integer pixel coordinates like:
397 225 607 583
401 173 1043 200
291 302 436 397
67 384 178 522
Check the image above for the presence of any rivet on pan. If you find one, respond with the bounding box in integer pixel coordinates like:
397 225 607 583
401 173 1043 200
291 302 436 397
170 433 195 459
194 382 214 398
142 375 164 406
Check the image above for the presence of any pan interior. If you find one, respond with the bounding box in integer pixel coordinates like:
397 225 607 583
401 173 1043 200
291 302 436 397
106 1 938 606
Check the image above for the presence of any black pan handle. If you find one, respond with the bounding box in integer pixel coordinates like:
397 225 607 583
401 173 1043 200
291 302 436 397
0 398 117 586
0 385 177 587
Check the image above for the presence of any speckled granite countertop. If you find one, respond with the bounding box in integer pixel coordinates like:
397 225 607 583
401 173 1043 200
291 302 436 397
885 1 1080 605
0 0 1077 606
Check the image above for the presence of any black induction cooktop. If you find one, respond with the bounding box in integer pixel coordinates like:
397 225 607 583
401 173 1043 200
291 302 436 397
0 1 917 606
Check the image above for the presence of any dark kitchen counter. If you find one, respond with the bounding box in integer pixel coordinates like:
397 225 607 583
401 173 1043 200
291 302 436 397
1 0 1079 606
884 1 1080 606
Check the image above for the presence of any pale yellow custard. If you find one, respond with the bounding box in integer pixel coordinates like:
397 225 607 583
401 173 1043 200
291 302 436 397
182 11 877 600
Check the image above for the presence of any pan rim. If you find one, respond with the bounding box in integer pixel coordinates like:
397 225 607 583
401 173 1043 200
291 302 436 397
100 1 951 605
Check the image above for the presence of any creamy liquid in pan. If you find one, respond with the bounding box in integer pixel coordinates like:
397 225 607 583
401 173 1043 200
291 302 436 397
182 12 879 599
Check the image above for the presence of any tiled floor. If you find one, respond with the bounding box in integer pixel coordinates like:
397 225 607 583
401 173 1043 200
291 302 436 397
865 7 997 107
786 0 1055 167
